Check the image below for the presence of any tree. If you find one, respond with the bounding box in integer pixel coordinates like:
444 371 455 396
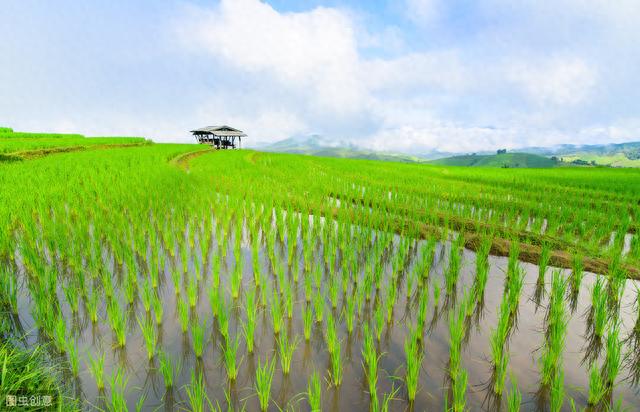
497 149 507 155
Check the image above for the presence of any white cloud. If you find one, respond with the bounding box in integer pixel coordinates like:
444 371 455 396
506 56 597 106
404 0 441 25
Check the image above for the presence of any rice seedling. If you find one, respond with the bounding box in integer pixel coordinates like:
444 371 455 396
303 304 313 341
107 368 129 411
139 277 153 314
307 370 322 412
158 350 180 388
255 357 276 412
137 315 158 360
588 363 606 406
374 303 384 341
570 253 584 294
313 289 324 323
217 293 229 339
66 338 79 377
603 321 622 388
451 368 467 412
591 276 607 337
284 278 294 319
187 275 198 308
277 332 298 375
185 372 213 412
328 341 343 386
171 269 182 295
540 270 568 386
325 310 338 354
152 293 164 325
177 297 190 333
344 292 356 335
549 368 564 412
191 317 206 358
53 316 67 353
231 262 242 300
0 265 18 314
86 289 99 323
362 323 380 407
87 352 105 390
270 289 284 335
107 300 127 347
222 334 241 380
242 318 256 354
404 330 423 402
507 379 521 412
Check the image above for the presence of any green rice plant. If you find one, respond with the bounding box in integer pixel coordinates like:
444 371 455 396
137 315 158 360
187 275 198 308
107 300 127 347
66 337 79 377
344 292 356 335
538 242 551 282
328 276 339 309
191 317 206 358
242 318 256 354
231 263 242 300
325 310 338 354
304 270 313 303
307 370 322 412
86 289 99 323
507 379 521 412
474 239 490 303
604 321 622 388
404 330 423 402
63 283 80 314
108 367 129 412
222 334 241 380
313 289 324 323
136 278 150 314
87 352 105 390
178 297 189 333
277 332 298 375
255 357 276 412
445 233 464 295
0 265 18 314
570 253 584 295
53 316 67 352
591 276 607 337
507 240 520 280
507 265 525 315
303 304 313 341
284 278 294 319
217 293 229 339
328 341 343 386
362 324 380 407
123 274 136 304
158 350 180 388
171 269 182 295
451 368 467 412
152 293 164 325
540 270 568 386
493 349 509 396
416 286 429 337
270 289 284 335
374 303 384 341
588 363 606 406
549 368 564 412
185 372 213 412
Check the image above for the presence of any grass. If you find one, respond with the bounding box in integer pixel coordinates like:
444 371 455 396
255 358 276 412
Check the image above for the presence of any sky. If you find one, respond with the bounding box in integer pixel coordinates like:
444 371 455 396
1 0 639 153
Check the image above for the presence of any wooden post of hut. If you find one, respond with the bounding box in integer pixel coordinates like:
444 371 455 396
190 125 247 149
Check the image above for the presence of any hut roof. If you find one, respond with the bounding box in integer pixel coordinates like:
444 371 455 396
190 125 246 137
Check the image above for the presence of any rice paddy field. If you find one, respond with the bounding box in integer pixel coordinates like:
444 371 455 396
1 134 640 411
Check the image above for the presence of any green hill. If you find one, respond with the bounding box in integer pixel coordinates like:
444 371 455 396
428 152 560 168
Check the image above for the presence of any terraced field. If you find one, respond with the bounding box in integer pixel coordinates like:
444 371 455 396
1 134 639 411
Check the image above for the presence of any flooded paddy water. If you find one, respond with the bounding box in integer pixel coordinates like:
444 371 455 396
9 218 640 411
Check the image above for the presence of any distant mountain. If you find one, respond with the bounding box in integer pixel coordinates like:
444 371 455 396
427 153 561 168
255 135 640 168
256 135 426 163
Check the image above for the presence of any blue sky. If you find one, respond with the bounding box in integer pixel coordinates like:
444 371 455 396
1 0 639 153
